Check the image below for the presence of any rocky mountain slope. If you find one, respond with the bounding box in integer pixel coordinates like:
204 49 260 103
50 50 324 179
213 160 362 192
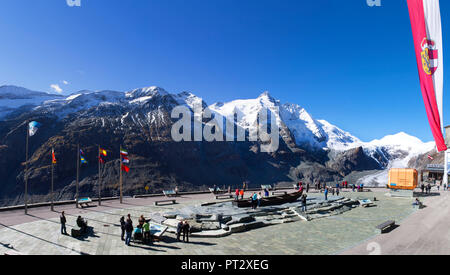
0 85 436 205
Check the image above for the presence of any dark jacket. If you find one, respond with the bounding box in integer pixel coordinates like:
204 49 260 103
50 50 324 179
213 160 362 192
60 215 66 224
125 219 134 233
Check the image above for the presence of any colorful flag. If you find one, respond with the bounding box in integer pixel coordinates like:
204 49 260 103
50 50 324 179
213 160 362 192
122 156 130 164
121 164 130 173
120 149 128 156
428 155 434 160
407 0 447 152
100 148 107 157
28 121 41 137
52 149 57 164
98 156 105 164
80 149 87 164
80 156 88 164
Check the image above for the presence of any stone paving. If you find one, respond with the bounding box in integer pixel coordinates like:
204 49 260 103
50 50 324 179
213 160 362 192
0 189 416 255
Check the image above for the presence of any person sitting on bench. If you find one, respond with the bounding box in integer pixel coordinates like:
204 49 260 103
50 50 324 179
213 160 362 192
76 216 88 233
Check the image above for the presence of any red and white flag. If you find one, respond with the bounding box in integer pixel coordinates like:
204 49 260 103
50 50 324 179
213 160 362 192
407 0 447 152
428 155 434 160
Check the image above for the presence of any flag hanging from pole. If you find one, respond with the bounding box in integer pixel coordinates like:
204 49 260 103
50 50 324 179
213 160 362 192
100 148 107 157
52 149 57 164
80 149 88 164
407 0 447 152
28 121 41 137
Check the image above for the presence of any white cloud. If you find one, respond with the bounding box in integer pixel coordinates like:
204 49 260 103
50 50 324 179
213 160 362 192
62 80 69 85
50 84 63 94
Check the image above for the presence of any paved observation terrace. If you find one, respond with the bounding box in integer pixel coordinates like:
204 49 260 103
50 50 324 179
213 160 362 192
0 188 447 255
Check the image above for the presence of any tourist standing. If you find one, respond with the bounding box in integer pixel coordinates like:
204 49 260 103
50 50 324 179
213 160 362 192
143 219 151 244
421 184 425 193
336 188 340 196
240 189 244 200
125 215 133 246
251 193 258 209
301 194 307 212
257 192 262 208
60 211 67 235
324 187 328 201
176 220 183 241
175 186 179 196
182 220 190 243
120 216 126 241
235 189 240 200
306 183 310 193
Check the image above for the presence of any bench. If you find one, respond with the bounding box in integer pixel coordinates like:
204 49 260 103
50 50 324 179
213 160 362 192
216 194 234 200
154 199 177 206
209 188 225 194
376 220 396 234
71 225 93 238
358 199 374 208
272 191 288 195
163 190 177 197
77 197 92 208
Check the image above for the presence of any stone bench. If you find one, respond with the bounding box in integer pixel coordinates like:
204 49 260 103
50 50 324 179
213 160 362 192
71 225 93 238
154 199 177 206
376 220 396 234
163 190 177 197
77 197 92 208
216 194 233 200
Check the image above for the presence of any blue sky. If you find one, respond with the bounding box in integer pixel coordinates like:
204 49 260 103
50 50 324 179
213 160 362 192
1 0 450 142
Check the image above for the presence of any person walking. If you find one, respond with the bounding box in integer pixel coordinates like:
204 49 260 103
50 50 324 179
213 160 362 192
124 215 133 246
336 188 340 196
235 188 240 200
257 192 262 208
240 189 244 200
306 183 310 193
120 216 126 241
182 220 190 243
324 187 328 201
60 211 67 235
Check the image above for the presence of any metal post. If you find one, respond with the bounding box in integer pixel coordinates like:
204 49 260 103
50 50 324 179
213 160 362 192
119 146 123 204
51 148 54 212
98 145 101 206
25 120 29 215
76 144 79 208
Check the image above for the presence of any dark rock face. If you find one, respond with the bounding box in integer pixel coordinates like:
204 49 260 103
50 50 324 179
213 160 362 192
0 88 385 206
326 147 382 176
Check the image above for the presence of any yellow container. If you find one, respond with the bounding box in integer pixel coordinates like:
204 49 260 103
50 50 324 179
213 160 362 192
388 168 418 190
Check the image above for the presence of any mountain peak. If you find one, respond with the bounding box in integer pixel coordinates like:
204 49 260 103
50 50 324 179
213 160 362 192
126 86 169 99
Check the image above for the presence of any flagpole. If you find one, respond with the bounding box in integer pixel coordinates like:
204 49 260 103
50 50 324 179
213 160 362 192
25 120 29 215
98 145 102 206
51 148 54 212
119 146 123 204
76 144 80 208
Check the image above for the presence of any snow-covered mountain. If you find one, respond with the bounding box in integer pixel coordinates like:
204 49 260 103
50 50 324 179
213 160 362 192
207 91 435 177
0 85 63 118
0 85 436 185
